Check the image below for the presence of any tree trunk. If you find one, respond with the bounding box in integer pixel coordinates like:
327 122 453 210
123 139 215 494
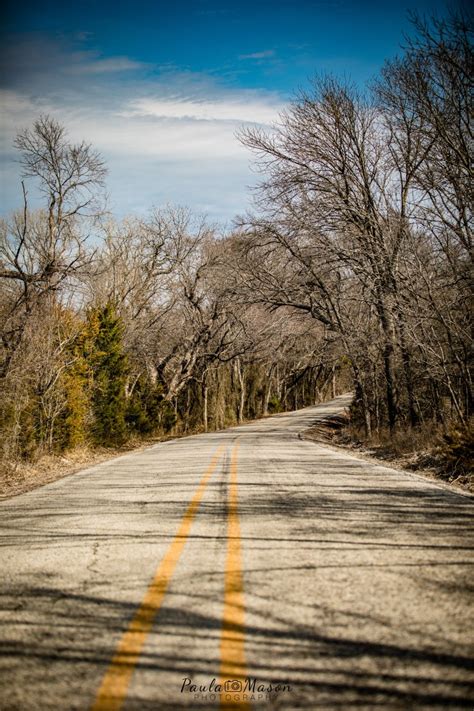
263 365 274 415
202 382 208 432
235 358 245 424
376 292 398 432
395 302 418 428
353 364 372 438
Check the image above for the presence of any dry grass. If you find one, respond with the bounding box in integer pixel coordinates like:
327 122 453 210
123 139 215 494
352 421 441 459
344 420 473 491
304 412 473 493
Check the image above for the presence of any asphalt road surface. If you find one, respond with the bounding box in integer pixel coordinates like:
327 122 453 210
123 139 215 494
0 394 473 710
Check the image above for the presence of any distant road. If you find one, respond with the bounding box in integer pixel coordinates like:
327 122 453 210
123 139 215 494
0 394 473 710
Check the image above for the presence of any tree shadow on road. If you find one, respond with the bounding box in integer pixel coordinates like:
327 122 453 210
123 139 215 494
1 445 473 709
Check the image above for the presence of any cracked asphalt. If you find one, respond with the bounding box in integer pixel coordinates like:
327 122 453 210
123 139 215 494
0 394 473 710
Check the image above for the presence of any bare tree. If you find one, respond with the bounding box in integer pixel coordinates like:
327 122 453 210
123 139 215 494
1 116 107 375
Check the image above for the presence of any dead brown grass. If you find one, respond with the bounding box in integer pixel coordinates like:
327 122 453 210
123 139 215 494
304 412 472 492
343 420 473 491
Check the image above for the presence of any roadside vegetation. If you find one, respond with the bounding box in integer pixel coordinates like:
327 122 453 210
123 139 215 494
0 10 472 490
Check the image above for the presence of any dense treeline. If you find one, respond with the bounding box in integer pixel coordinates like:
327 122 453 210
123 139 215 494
238 11 473 452
0 10 472 473
0 156 343 463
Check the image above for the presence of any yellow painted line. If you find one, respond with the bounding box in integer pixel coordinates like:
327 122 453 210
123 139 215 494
220 440 250 710
91 445 225 711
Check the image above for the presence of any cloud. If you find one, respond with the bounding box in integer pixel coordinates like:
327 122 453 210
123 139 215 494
67 112 247 160
0 34 286 222
66 56 149 75
0 36 148 90
0 90 53 153
125 94 282 125
0 81 279 221
239 50 275 60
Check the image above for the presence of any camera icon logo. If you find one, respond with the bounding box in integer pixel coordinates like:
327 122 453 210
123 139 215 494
224 680 243 692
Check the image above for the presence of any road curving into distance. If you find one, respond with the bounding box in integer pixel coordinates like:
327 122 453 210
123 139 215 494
0 394 473 710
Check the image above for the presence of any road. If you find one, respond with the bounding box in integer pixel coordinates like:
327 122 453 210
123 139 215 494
0 394 473 710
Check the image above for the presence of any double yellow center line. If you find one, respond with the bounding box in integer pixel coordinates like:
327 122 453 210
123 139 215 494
92 440 248 711
220 442 250 709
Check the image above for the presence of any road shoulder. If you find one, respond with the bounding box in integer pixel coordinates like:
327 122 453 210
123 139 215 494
301 415 473 498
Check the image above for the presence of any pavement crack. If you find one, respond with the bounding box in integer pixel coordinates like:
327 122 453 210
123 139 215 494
85 541 100 578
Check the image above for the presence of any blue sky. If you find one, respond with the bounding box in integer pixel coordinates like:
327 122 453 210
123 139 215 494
1 0 456 224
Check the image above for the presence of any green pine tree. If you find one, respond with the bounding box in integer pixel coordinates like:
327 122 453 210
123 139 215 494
87 303 128 446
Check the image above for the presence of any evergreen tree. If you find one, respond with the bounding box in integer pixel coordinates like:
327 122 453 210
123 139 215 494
87 304 128 446
126 376 163 434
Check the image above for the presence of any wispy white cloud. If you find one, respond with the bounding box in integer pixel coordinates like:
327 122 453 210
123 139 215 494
125 94 282 124
0 34 286 222
0 81 281 221
239 50 275 60
66 56 149 74
0 90 53 153
0 37 148 87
